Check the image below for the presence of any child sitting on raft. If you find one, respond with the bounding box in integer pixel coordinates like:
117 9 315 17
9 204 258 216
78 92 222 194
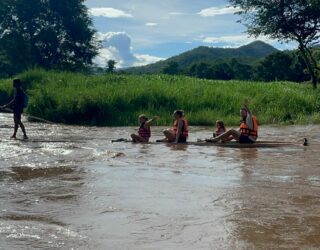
213 120 226 137
131 114 158 142
203 120 230 142
157 110 189 143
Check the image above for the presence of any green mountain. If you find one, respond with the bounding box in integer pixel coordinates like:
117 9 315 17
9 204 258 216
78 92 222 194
126 41 278 74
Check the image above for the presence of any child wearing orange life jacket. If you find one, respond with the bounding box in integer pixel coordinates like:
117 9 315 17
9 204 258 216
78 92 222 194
131 114 158 142
160 110 189 143
204 120 230 142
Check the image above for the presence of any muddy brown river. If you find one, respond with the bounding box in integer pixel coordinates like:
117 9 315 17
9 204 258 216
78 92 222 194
0 113 320 249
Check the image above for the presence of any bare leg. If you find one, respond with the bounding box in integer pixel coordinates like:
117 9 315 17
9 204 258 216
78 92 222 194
163 129 176 142
12 113 27 139
157 129 175 142
19 121 28 139
131 134 148 142
12 113 19 138
11 121 18 138
207 129 240 142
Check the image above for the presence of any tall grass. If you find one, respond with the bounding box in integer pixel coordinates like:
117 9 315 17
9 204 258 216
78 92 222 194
0 68 319 126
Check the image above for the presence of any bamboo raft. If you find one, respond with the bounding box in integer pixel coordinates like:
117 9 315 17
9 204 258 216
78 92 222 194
112 139 307 148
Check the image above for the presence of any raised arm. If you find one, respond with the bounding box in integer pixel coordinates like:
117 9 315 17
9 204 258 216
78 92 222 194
243 99 253 114
145 116 159 125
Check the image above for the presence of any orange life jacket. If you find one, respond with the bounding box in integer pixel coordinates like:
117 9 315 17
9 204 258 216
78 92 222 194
138 122 151 140
240 115 258 139
173 118 189 138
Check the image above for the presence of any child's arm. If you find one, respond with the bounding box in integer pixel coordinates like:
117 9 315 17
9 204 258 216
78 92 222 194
174 120 183 143
243 98 254 129
145 116 159 125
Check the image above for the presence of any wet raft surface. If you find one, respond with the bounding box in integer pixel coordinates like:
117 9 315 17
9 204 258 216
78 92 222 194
0 113 320 249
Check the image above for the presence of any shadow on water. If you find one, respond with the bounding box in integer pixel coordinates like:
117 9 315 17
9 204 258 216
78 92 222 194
0 165 85 183
0 214 67 227
9 166 76 181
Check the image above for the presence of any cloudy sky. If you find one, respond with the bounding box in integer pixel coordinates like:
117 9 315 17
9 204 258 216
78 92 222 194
85 0 296 68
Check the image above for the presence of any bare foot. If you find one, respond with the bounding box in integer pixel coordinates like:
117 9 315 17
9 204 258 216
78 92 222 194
205 138 219 143
156 138 168 142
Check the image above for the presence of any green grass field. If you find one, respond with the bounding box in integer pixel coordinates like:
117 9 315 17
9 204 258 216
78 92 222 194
0 69 320 126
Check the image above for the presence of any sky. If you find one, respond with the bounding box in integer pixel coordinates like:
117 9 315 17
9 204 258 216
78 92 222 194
85 0 297 68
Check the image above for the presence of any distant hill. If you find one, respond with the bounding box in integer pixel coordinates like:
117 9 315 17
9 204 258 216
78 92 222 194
125 41 278 74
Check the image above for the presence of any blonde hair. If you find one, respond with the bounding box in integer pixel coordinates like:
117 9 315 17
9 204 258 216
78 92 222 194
139 114 148 121
216 120 225 129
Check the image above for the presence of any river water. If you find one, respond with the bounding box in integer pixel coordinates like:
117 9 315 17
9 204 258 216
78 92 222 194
0 113 320 249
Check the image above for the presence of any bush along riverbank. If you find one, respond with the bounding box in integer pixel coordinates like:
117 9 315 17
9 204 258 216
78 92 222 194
1 69 320 126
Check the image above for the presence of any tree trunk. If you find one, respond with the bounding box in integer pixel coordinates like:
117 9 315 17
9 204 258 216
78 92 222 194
298 42 318 89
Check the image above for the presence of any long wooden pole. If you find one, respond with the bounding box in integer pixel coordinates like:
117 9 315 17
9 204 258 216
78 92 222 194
0 108 54 124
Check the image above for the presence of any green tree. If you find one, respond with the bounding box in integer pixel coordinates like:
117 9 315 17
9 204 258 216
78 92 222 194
229 0 320 88
0 50 14 78
0 0 98 73
230 59 253 80
188 64 198 77
211 63 234 80
188 62 213 79
188 62 234 80
254 51 309 82
106 60 116 73
162 61 180 75
196 62 212 79
290 51 310 82
255 52 294 81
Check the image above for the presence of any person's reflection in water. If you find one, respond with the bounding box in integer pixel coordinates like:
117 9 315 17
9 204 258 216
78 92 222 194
138 144 152 154
214 147 258 165
239 148 258 163
239 148 258 183
165 143 188 151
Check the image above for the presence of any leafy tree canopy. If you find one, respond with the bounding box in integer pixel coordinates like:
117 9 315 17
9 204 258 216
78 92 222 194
229 0 320 88
106 60 116 73
0 0 98 74
162 61 180 75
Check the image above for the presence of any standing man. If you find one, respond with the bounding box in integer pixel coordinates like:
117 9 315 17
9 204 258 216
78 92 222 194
1 79 28 139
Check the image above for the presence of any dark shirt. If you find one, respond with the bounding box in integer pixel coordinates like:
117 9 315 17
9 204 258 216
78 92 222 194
13 88 24 114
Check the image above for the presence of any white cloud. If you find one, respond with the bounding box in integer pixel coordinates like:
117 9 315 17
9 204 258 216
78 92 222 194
86 1 295 59
93 47 119 67
89 8 132 18
145 22 158 27
133 54 165 67
93 32 164 68
202 34 255 47
198 6 240 17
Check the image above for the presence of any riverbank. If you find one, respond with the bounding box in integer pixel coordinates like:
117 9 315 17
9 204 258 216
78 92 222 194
0 69 319 126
